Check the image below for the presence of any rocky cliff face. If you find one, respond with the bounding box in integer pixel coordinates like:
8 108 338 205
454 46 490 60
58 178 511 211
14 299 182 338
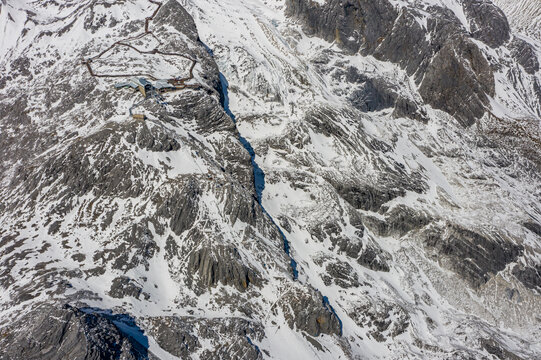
286 0 513 126
0 0 540 359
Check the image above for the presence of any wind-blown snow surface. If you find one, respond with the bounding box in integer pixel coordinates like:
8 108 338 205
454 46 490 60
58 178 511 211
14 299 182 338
492 0 541 41
0 0 540 359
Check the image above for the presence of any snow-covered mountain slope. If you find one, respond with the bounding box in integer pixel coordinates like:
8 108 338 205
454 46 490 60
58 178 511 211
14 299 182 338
0 1 344 358
187 0 541 357
492 0 541 41
0 0 540 359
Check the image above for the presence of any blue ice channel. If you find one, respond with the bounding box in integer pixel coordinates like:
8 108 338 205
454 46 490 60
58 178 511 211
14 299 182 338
218 72 298 280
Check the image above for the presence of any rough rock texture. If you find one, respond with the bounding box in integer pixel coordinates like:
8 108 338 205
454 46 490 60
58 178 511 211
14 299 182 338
512 264 541 291
146 316 264 359
0 305 148 360
480 338 525 360
350 301 410 343
109 276 148 300
510 37 540 75
419 36 495 126
287 0 501 126
286 0 398 55
186 245 261 293
362 205 432 238
523 221 541 237
462 0 511 48
281 288 342 337
423 224 523 288
334 183 405 212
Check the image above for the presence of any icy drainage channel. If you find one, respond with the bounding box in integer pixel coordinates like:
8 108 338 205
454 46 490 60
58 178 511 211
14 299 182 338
219 73 299 280
219 73 343 334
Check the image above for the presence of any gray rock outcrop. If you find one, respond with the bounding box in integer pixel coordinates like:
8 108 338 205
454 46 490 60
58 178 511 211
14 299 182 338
0 305 148 360
286 0 505 126
423 224 523 287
